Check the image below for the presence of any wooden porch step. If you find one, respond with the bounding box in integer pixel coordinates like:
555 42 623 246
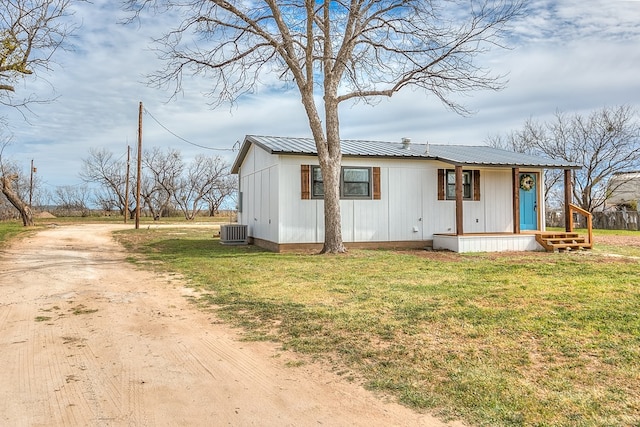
535 232 592 252
545 237 586 244
548 243 586 251
537 232 581 239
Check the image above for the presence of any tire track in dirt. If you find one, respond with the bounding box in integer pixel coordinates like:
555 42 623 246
61 310 123 424
0 224 461 427
46 289 155 425
3 276 88 426
0 228 148 426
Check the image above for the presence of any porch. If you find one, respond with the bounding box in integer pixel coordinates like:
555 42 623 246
434 230 593 253
438 155 592 253
433 233 542 253
434 205 594 253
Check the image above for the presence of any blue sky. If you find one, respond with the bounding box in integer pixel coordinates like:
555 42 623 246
3 0 640 194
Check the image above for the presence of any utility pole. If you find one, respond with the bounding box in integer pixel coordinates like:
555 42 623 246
29 159 36 209
124 145 131 224
135 102 143 229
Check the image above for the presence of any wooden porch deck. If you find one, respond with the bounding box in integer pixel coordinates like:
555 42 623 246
433 233 542 253
434 204 595 253
434 230 593 253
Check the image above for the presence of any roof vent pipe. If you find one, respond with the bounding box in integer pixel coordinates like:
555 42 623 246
402 137 411 149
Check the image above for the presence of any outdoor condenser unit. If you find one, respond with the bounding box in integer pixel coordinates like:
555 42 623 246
220 224 248 245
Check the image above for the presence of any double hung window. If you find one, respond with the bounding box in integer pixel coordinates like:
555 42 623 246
302 165 380 200
446 170 472 200
438 169 480 201
312 166 372 199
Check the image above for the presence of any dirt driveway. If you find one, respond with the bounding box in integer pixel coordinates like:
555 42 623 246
0 224 455 426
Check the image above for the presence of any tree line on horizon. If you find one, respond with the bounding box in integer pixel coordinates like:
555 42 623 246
80 146 237 220
0 145 237 221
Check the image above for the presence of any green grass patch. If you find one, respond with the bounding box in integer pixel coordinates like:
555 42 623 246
119 228 640 426
0 220 32 246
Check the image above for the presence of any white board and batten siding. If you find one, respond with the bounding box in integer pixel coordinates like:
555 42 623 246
237 143 279 244
238 145 533 247
277 156 442 244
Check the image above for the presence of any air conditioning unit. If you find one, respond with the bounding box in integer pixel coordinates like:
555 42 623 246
220 224 248 245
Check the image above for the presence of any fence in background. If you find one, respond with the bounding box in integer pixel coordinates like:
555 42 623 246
546 210 639 230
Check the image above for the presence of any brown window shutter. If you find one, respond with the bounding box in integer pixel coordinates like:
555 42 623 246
473 170 481 201
301 165 310 199
437 169 445 200
373 167 381 199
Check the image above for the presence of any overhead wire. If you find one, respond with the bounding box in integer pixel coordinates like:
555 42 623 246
143 107 236 152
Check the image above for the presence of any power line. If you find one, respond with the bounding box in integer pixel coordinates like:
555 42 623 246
143 107 236 152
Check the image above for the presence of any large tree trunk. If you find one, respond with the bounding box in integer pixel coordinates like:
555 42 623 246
1 174 34 226
319 97 346 254
298 81 347 253
319 155 344 254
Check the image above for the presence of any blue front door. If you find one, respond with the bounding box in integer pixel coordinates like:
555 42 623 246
519 173 538 230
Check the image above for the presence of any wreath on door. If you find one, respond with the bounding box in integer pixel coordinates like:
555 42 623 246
520 174 535 191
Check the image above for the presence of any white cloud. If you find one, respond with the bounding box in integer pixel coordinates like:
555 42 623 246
2 0 640 192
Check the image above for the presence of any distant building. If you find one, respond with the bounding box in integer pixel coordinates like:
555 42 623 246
606 171 640 211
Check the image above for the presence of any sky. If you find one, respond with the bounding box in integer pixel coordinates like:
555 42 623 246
3 0 640 195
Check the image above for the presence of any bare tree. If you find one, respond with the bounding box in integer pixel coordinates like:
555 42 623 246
1 0 79 109
80 145 242 220
0 137 34 225
0 195 18 219
173 154 229 220
126 0 524 253
53 184 90 216
1 0 80 225
204 174 237 217
138 174 158 219
80 147 135 217
93 188 119 213
0 151 31 224
0 173 33 224
489 106 640 213
142 147 183 219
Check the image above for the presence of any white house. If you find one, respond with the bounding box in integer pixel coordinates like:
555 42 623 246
231 135 582 252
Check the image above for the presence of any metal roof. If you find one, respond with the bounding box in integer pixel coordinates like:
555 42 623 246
231 135 581 173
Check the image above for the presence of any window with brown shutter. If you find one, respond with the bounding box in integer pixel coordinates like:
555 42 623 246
438 169 445 200
439 168 481 201
473 170 481 201
302 165 381 200
301 165 310 199
373 167 381 200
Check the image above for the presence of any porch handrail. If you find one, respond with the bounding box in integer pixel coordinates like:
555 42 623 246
568 203 593 248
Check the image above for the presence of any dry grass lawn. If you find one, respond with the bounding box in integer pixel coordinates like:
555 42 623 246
81 225 640 426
